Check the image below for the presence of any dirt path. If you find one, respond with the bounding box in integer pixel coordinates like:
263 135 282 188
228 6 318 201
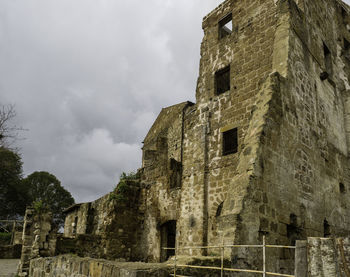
0 259 19 277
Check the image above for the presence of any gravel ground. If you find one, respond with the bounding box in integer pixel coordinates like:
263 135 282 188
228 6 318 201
0 259 19 277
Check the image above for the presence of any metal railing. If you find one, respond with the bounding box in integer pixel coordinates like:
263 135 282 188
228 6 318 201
0 220 24 245
164 236 296 277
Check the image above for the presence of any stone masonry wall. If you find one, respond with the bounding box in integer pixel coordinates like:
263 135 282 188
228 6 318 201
141 102 189 261
140 0 280 262
217 0 350 274
295 237 350 277
29 255 170 277
0 244 22 259
61 179 143 261
255 0 350 251
18 208 56 276
181 0 279 252
63 203 90 238
28 238 350 277
58 0 350 270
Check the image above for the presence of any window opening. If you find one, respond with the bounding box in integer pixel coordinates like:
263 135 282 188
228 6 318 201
324 219 331 237
321 43 332 80
219 13 232 39
86 207 95 234
215 66 230 95
342 7 347 19
344 38 350 51
189 216 196 228
73 216 78 235
344 38 350 60
287 214 302 245
216 202 224 217
169 158 182 189
340 182 346 193
222 128 238 156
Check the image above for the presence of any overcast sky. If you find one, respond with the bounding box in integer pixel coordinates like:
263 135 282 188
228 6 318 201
1 0 350 203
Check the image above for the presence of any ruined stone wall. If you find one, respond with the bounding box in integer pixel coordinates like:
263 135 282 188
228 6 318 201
18 208 57 276
0 244 22 259
180 0 280 254
58 0 350 268
63 203 90 237
61 180 143 261
141 102 189 261
140 0 280 262
27 238 350 277
63 208 78 237
63 195 114 238
307 237 350 276
217 0 350 274
255 0 350 245
294 237 350 277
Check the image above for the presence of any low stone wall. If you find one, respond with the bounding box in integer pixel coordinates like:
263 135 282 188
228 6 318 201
307 237 350 277
294 237 350 277
0 244 22 259
29 255 170 277
29 238 350 276
56 234 103 258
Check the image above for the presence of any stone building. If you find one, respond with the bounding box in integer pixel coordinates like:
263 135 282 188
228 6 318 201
63 0 350 272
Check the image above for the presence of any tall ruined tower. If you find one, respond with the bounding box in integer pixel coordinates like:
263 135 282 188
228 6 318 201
62 0 350 273
141 0 350 267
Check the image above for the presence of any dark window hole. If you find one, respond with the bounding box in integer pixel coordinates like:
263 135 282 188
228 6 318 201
216 202 224 217
324 219 331 237
215 66 230 95
219 13 232 39
287 214 303 245
222 128 238 156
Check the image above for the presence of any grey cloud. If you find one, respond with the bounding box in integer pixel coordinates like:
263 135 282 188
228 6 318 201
0 0 231 202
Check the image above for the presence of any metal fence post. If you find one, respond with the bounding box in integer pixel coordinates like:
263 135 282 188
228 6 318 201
263 235 266 277
221 233 224 277
174 236 178 277
166 237 296 277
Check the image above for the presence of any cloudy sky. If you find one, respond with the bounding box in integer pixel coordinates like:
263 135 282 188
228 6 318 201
0 0 225 202
1 0 350 203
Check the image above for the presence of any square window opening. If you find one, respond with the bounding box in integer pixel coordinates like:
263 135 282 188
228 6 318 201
215 66 230 95
342 7 347 19
320 42 332 81
219 13 232 39
222 128 238 156
169 158 182 189
344 38 350 50
344 38 350 60
323 43 332 72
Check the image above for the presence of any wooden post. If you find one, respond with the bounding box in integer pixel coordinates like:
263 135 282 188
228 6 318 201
221 233 224 277
263 235 266 277
174 235 178 277
10 220 16 245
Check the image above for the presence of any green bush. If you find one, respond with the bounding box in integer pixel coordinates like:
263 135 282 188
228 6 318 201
109 171 140 203
0 232 12 244
33 200 49 214
119 171 140 180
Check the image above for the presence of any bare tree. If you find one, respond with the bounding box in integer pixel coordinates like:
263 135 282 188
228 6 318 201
0 104 23 148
